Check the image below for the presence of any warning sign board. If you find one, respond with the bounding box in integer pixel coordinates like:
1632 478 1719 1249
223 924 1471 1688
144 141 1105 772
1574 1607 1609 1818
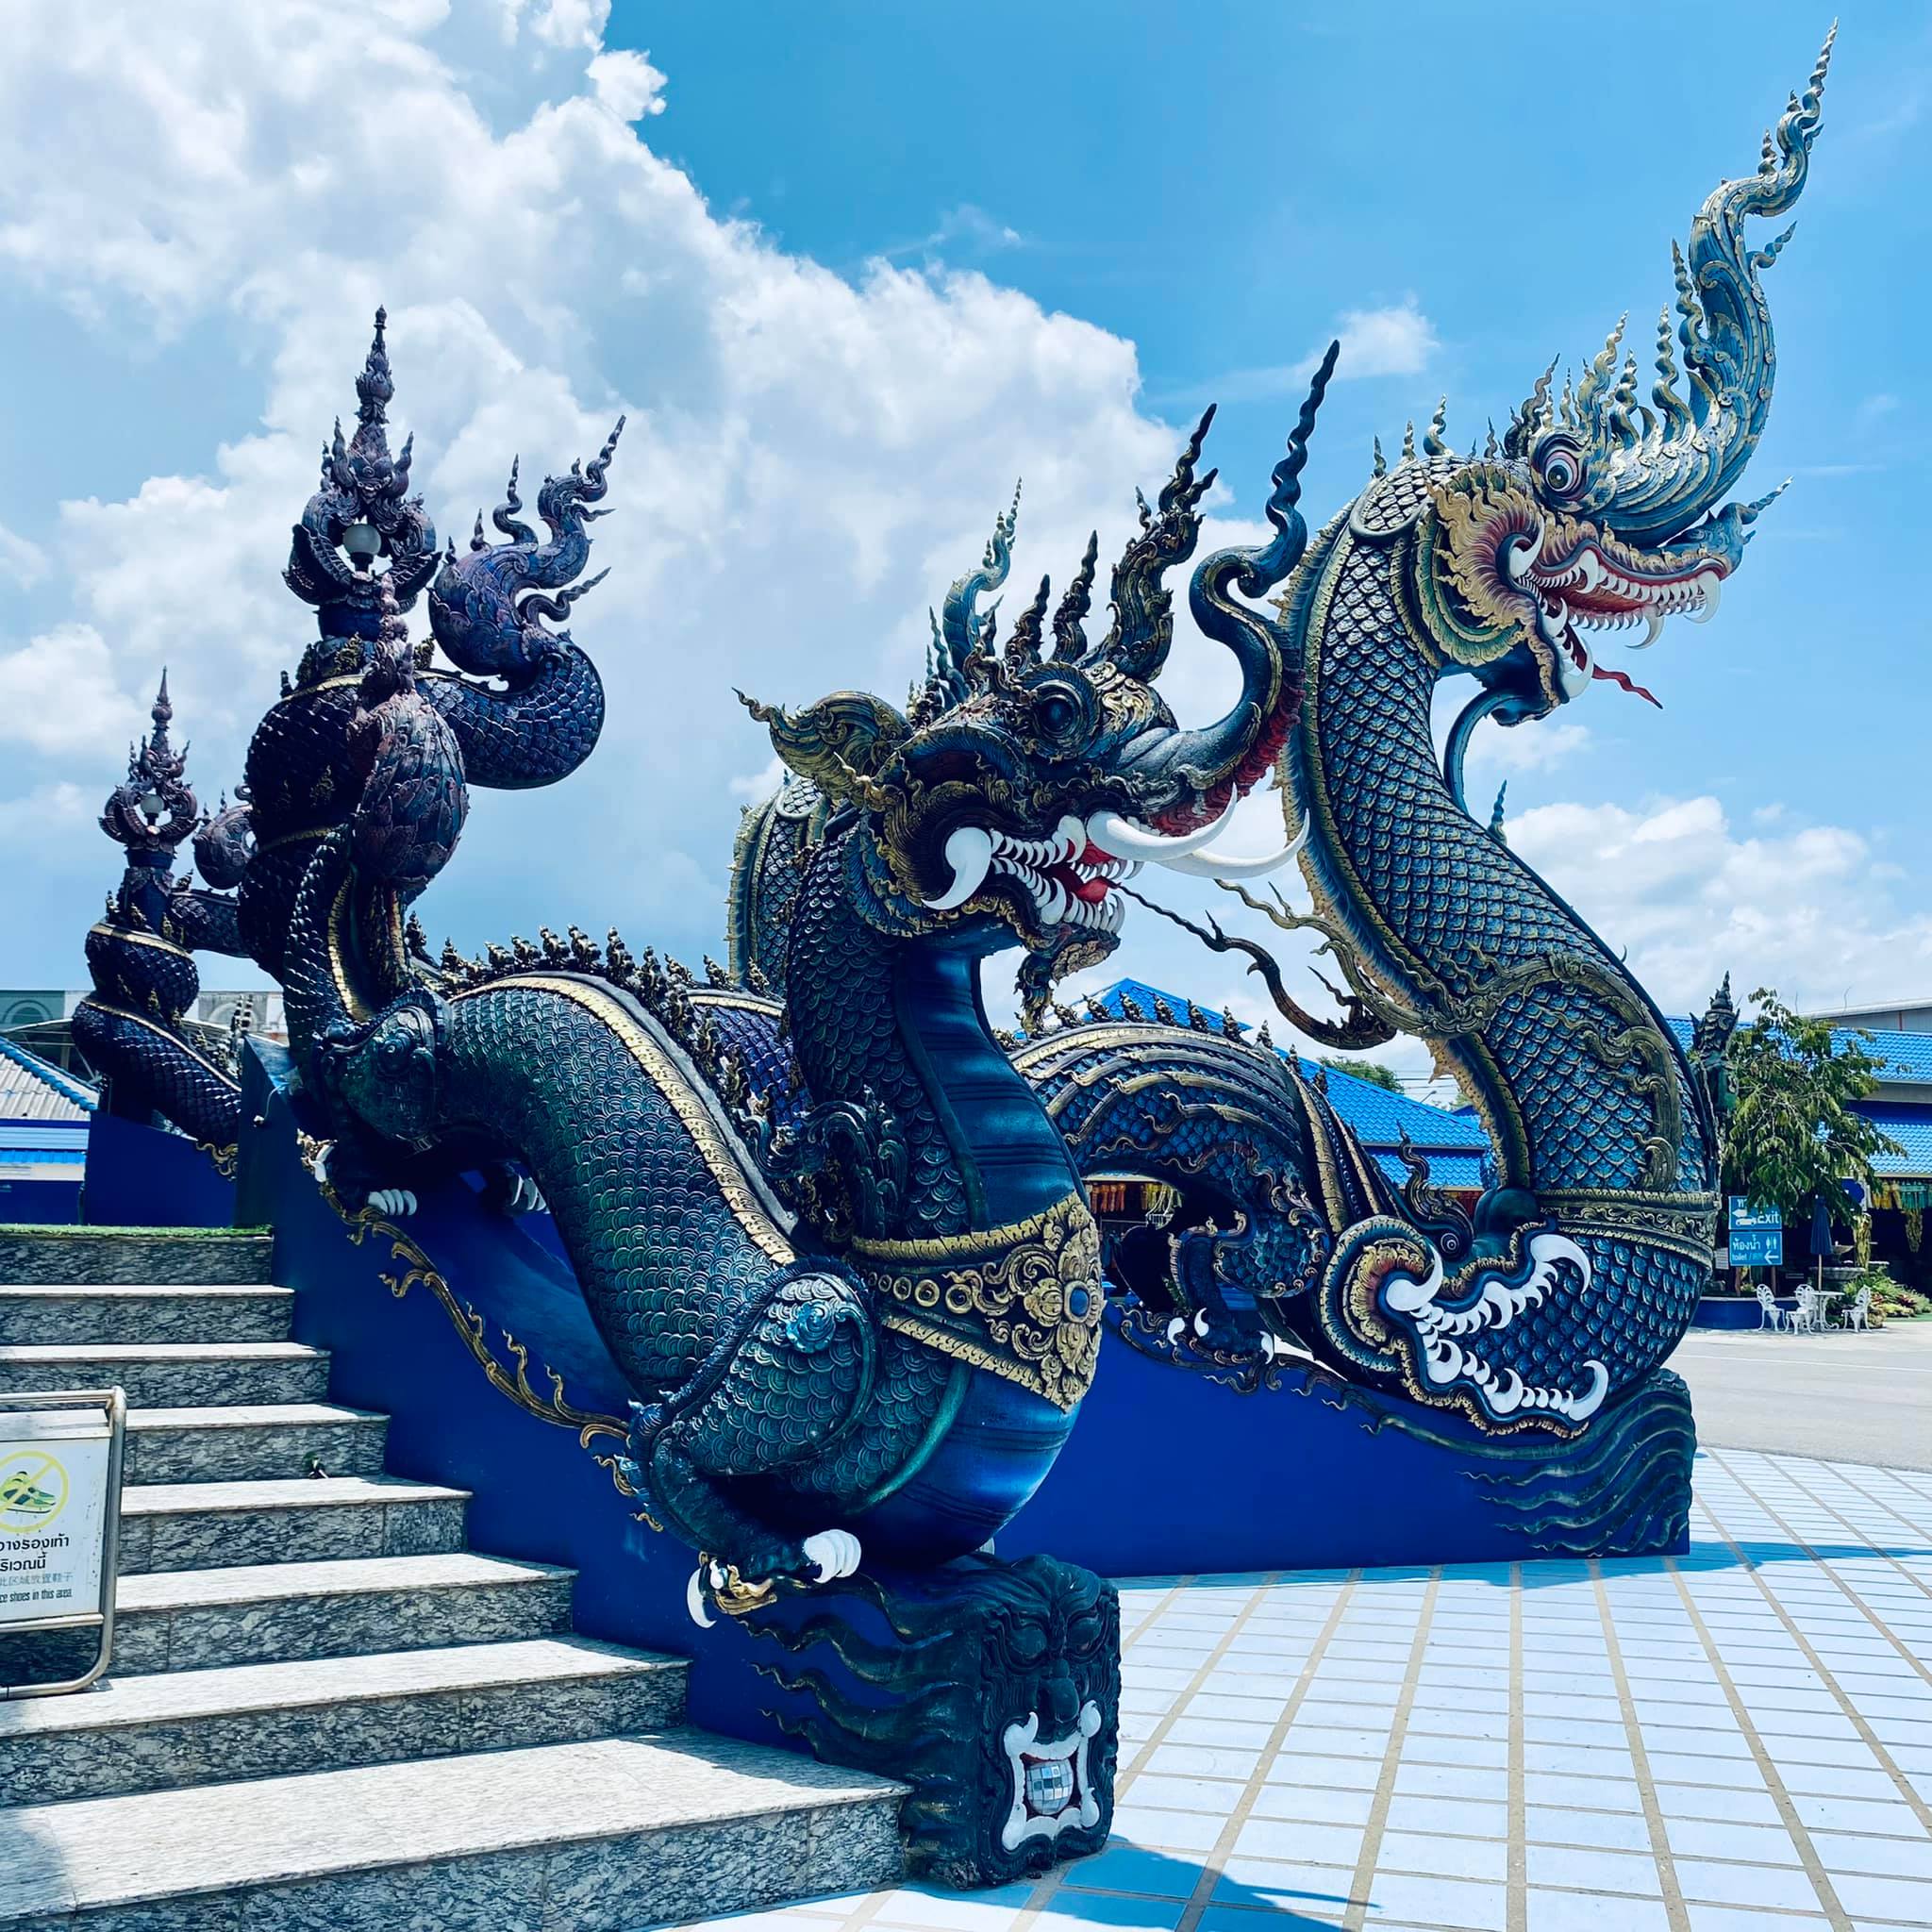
0 1407 111 1629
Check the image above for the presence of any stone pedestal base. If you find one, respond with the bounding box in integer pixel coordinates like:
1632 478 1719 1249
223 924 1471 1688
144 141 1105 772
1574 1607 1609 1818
741 1552 1119 1888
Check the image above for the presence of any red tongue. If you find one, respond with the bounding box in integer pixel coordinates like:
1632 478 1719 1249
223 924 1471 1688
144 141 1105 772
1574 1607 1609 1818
1591 664 1662 708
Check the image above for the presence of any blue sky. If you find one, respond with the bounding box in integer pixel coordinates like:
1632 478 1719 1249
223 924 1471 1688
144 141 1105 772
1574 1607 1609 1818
0 1 1925 1081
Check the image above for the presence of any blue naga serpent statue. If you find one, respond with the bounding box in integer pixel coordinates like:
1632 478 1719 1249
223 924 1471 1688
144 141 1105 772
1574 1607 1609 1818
73 673 253 1149
726 34 1831 1473
263 323 1339 1624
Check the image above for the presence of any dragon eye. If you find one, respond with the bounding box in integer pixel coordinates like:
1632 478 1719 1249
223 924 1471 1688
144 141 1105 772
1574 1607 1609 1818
1032 689 1081 739
1536 437 1587 501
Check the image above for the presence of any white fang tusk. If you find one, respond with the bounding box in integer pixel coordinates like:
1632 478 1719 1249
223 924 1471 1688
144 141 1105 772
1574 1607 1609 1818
923 825 994 909
685 1568 717 1628
1154 815 1309 879
1087 793 1239 864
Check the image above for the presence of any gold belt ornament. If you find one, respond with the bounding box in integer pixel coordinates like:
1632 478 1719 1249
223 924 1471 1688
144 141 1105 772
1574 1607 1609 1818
852 1193 1104 1411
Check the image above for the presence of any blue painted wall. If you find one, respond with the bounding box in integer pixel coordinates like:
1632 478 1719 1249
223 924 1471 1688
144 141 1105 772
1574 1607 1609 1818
0 1177 82 1224
84 1112 237 1227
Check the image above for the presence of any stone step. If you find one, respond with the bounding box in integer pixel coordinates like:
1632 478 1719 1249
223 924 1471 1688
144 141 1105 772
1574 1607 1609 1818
0 1284 294 1345
112 1552 575 1674
0 1341 329 1407
0 1637 688 1807
0 1733 904 1929
0 1228 274 1286
119 1474 470 1575
124 1403 390 1484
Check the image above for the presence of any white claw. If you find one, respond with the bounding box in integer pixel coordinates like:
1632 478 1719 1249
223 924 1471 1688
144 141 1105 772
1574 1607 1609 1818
686 1567 717 1628
803 1528 862 1582
370 1188 418 1219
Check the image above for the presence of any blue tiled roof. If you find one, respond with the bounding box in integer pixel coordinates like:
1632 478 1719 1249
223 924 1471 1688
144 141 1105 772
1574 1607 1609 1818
1086 979 1490 1159
1854 1106 1932 1177
1369 1148 1488 1190
1668 1015 1932 1086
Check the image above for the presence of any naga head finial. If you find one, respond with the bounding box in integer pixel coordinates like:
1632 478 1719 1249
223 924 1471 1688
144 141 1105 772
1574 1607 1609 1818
285 307 441 646
753 347 1339 959
1414 29 1831 720
100 667 199 859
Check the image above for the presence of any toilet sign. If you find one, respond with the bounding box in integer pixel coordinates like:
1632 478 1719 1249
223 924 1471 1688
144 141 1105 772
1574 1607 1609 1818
0 1391 125 1698
0 1408 112 1627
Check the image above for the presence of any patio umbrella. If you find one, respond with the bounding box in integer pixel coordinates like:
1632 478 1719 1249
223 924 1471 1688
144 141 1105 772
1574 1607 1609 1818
1809 1192 1834 1293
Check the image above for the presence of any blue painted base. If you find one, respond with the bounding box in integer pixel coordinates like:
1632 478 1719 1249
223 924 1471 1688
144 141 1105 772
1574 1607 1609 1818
84 1112 237 1227
997 1317 1694 1574
0 1178 82 1224
1691 1294 1793 1329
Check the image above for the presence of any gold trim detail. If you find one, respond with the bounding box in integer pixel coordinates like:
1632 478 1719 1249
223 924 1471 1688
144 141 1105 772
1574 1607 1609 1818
299 1132 645 1512
449 974 795 1266
77 1003 236 1084
853 1193 1103 1411
88 924 192 961
192 1140 240 1179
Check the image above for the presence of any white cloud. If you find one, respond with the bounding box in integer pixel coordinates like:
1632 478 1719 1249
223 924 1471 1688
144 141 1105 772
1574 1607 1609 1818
1507 794 1932 1015
1190 297 1441 406
0 523 47 590
1296 298 1440 382
0 0 1195 974
1462 717 1591 777
586 49 666 122
0 625 142 757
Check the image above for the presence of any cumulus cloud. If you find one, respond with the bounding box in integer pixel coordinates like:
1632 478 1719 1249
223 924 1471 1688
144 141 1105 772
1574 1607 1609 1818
1507 795 1932 1015
1297 297 1439 381
0 625 143 757
0 523 47 590
0 0 1191 976
1187 297 1441 405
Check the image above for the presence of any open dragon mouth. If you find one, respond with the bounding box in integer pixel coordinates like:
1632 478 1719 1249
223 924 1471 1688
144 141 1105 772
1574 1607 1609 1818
923 797 1301 928
988 822 1137 936
1513 535 1728 705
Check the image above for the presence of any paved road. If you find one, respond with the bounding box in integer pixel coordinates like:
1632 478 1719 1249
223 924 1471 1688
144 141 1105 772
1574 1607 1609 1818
1668 1314 1932 1470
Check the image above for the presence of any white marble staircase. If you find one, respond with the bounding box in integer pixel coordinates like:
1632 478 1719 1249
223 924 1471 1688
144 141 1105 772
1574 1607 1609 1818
0 1226 904 1929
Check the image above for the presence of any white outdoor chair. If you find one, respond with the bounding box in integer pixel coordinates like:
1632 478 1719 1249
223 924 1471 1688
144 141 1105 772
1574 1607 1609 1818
1843 1283 1872 1332
1791 1285 1823 1334
1754 1284 1789 1331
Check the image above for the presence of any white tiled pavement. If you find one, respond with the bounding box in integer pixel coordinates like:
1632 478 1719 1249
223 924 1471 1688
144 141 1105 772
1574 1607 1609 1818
677 1446 1932 1932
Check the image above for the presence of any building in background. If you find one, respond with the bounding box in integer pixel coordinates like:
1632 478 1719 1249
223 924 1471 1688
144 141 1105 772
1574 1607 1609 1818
0 988 285 1080
0 1033 95 1224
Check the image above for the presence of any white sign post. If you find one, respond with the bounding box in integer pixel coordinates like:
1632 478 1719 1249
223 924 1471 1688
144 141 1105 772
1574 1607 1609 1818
0 1390 126 1699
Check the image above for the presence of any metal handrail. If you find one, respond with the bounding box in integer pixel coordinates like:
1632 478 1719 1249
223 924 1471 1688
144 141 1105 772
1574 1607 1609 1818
0 1386 126 1699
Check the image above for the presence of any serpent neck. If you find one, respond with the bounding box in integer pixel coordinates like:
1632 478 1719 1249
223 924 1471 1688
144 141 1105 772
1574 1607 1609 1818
1289 527 1712 1200
785 832 1081 1239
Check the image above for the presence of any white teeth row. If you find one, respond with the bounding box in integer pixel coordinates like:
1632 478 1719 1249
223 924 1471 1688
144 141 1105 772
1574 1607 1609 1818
991 852 1127 933
989 816 1084 867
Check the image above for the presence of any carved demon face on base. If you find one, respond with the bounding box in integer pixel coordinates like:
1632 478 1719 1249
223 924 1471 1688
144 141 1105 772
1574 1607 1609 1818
746 353 1341 970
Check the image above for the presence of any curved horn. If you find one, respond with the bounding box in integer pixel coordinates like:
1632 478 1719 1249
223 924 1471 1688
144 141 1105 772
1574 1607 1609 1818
1122 341 1339 798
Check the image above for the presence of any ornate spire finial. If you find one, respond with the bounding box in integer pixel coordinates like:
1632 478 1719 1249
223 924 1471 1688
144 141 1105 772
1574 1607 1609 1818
150 668 174 755
356 307 394 426
1487 781 1507 845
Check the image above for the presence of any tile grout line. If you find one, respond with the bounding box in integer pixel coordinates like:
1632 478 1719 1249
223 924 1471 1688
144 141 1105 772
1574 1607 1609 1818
1587 1560 1691 1932
1170 1575 1363 1932
1659 1553 1855 1931
1009 1574 1288 1931
1340 1569 1441 1932
1115 1574 1290 1791
1506 1562 1525 1932
1751 1450 1932 1607
1705 1446 1932 1691
1688 1461 1932 1840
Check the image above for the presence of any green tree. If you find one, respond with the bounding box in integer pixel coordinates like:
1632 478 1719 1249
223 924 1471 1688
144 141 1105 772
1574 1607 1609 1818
1722 988 1900 1222
1318 1055 1402 1093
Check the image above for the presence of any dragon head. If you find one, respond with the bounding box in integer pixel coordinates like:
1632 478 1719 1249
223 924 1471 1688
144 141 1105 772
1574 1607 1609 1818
746 348 1338 966
1395 28 1830 722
